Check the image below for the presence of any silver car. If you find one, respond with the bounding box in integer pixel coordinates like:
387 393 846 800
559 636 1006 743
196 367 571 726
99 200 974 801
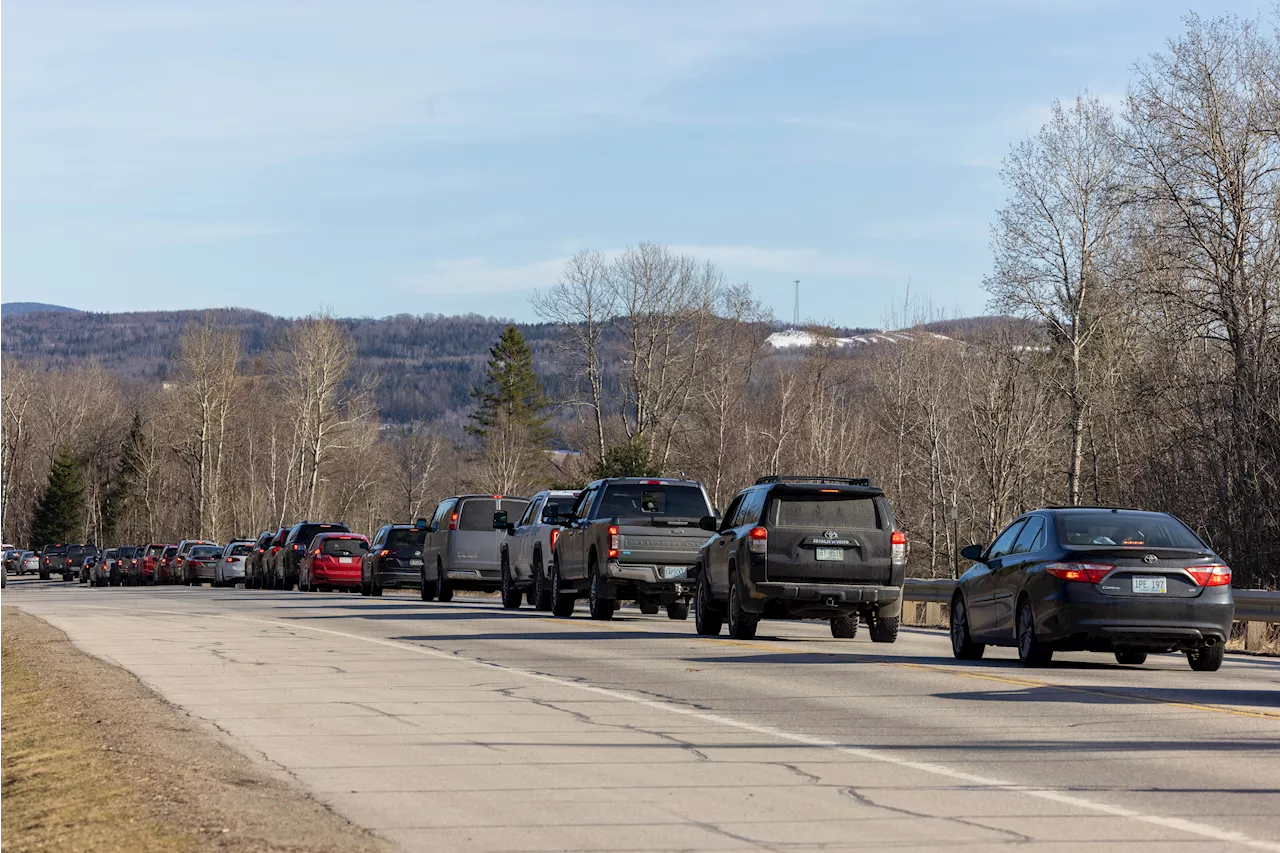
214 539 256 587
498 489 579 610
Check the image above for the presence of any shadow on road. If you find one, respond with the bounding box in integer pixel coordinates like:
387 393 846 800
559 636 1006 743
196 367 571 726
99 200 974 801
934 684 1280 710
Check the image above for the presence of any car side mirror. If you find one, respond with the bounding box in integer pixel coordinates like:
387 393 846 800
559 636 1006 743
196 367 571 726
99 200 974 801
492 510 508 530
960 544 985 562
414 517 428 531
698 516 719 532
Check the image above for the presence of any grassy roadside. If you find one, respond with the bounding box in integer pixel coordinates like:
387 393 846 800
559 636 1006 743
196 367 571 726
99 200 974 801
1 606 386 853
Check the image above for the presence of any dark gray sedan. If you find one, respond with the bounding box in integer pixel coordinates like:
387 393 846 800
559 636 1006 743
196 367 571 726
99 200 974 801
951 508 1233 670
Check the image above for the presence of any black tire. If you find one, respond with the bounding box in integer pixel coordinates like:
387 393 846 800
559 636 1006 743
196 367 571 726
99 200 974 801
64 573 73 583
666 601 689 621
360 581 371 596
694 570 724 636
638 600 660 615
500 554 522 609
531 552 553 611
726 569 759 640
830 615 858 639
950 597 985 660
1187 644 1225 672
551 562 575 618
1017 600 1052 667
436 563 454 602
588 562 615 621
869 613 898 643
1115 649 1148 666
371 583 384 597
40 571 49 581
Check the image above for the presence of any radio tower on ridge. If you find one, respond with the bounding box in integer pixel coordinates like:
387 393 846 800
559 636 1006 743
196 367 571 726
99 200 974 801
793 280 800 327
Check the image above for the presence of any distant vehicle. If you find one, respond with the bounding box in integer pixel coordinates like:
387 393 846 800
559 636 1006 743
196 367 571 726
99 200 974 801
3 549 25 574
116 546 144 585
301 533 369 592
21 552 41 575
261 527 291 589
496 489 579 610
184 544 225 586
244 531 274 589
95 548 121 586
694 476 906 641
276 522 351 591
361 523 426 597
141 543 171 585
68 545 99 584
213 539 256 587
173 539 216 585
422 495 530 601
951 508 1234 671
155 545 180 584
552 478 713 620
39 543 71 581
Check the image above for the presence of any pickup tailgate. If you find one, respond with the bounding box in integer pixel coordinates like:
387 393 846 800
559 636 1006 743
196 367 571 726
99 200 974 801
617 519 704 567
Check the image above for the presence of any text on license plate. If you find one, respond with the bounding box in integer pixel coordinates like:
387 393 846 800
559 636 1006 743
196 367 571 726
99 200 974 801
1132 576 1166 594
409 559 423 566
662 566 687 579
815 548 844 562
340 557 353 564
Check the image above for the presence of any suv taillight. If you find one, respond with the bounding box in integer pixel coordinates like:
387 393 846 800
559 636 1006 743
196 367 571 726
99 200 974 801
1187 564 1231 587
748 526 768 554
891 530 907 561
1045 563 1111 583
607 525 619 559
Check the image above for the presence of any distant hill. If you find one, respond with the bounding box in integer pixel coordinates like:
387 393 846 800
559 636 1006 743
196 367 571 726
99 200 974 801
1 302 83 317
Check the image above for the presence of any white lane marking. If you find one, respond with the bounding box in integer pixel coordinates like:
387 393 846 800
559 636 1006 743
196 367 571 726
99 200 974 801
59 602 1280 851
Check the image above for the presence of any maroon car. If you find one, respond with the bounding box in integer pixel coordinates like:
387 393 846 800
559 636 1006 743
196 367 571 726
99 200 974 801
155 545 179 584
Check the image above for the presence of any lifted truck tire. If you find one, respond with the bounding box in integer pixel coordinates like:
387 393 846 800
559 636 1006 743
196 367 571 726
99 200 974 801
868 614 898 643
830 615 858 638
588 566 616 621
551 562 575 618
666 601 689 620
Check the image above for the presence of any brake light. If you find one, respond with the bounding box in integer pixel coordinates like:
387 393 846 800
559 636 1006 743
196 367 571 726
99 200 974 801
379 549 390 557
492 495 503 500
314 548 321 556
748 526 768 554
643 480 663 485
1186 564 1231 587
550 529 559 551
449 512 458 531
1046 563 1111 583
292 543 301 550
891 530 907 561
226 557 235 563
608 525 620 559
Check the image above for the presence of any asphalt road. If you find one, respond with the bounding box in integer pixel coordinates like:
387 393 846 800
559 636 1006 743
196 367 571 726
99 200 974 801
5 576 1279 852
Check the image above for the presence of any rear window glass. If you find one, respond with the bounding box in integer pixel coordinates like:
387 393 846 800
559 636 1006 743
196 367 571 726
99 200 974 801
162 547 178 558
771 496 881 529
1055 512 1205 549
387 529 426 549
297 524 347 544
227 543 254 557
43 545 68 554
321 538 369 557
146 545 165 557
189 546 222 559
119 547 140 558
598 485 710 518
458 499 497 531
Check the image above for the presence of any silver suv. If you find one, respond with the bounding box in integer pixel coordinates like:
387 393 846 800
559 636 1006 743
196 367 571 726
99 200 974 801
497 489 579 610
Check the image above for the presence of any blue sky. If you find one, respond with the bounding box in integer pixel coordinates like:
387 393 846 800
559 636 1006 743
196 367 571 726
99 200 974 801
1 1 1263 327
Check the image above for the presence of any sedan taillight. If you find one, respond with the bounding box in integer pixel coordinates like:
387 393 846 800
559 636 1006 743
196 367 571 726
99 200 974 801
1186 564 1231 587
1045 563 1111 583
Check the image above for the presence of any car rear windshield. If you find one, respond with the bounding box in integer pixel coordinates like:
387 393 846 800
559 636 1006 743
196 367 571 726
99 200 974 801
146 545 166 557
457 499 529 531
598 485 711 519
189 546 222 559
387 529 426 549
770 495 882 529
119 547 141 558
227 543 254 557
296 524 347 544
43 544 68 554
1055 511 1205 549
162 547 178 558
321 538 368 557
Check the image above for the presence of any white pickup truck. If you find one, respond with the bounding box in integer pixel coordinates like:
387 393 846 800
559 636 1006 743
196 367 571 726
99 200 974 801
497 489 579 610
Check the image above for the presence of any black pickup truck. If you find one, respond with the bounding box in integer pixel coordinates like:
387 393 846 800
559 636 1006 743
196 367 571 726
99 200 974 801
551 477 716 620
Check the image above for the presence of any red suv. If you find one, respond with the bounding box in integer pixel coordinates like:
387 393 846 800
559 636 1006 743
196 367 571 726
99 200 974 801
300 533 370 592
141 543 173 585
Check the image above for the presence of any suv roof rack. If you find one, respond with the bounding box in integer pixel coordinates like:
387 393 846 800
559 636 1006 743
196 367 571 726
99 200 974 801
754 475 875 487
1043 505 1141 511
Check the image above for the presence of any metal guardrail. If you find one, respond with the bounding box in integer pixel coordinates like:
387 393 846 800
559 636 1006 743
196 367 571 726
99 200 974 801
903 578 1280 623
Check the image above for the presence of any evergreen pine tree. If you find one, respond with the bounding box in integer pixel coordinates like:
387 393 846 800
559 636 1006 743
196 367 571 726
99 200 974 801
31 445 85 549
594 436 660 478
102 412 146 542
467 325 550 443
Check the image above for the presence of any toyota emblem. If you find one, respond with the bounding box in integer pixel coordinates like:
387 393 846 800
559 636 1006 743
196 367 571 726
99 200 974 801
1143 553 1158 564
823 530 839 539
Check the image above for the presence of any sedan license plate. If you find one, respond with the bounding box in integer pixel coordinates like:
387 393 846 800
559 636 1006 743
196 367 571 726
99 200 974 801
340 556 353 564
662 566 687 579
815 548 845 562
409 559 423 566
1132 576 1167 594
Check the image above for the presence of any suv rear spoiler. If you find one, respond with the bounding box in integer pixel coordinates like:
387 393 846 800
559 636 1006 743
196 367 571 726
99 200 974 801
755 475 875 487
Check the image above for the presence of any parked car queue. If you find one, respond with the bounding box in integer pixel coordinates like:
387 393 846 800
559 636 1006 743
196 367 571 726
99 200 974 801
10 474 1237 672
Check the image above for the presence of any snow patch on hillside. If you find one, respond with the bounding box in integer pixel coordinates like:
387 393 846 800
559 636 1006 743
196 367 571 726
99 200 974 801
765 329 951 349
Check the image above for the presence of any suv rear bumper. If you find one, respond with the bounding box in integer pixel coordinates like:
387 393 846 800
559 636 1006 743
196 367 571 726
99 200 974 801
747 580 903 617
